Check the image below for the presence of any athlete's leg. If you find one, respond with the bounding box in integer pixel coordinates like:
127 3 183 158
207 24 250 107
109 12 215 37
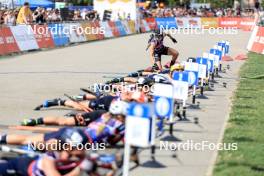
64 100 91 111
124 77 138 83
22 116 76 126
167 47 179 66
84 93 97 100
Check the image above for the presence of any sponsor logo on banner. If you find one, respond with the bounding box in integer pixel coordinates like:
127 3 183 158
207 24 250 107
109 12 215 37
239 18 255 31
81 22 97 41
63 23 87 43
127 20 136 33
174 18 202 29
93 21 105 40
176 18 189 28
218 17 240 28
92 21 105 40
145 18 157 30
31 24 55 48
100 21 114 38
121 21 132 34
108 21 120 37
0 30 6 55
188 18 201 28
0 27 20 55
247 26 264 54
201 18 218 29
156 17 177 29
48 24 69 46
115 21 127 36
10 25 39 51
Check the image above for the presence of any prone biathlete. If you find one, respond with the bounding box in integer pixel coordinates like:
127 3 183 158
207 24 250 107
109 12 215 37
21 109 106 127
106 63 185 87
34 91 142 112
0 101 128 147
0 148 86 176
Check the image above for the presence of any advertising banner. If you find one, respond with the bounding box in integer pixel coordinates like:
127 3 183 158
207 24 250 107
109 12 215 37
93 21 105 40
108 21 120 37
99 21 114 38
0 27 20 55
81 22 97 41
48 24 69 47
115 21 127 36
63 23 87 43
218 17 240 28
31 24 55 49
121 20 132 34
0 29 6 55
156 17 177 29
145 18 157 30
187 17 202 28
10 25 39 51
175 18 188 28
127 20 136 33
239 18 255 31
201 17 218 29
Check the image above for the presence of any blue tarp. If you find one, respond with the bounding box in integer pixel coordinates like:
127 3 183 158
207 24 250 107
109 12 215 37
68 6 93 11
16 0 54 9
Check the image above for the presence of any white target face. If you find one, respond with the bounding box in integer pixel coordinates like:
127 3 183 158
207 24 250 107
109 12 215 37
155 97 170 117
133 105 144 117
208 61 212 70
188 72 196 85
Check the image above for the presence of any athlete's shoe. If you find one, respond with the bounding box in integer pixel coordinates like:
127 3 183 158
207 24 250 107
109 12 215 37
34 104 43 111
21 119 37 126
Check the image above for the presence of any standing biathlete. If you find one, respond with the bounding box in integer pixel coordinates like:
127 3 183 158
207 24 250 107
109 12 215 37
148 29 179 71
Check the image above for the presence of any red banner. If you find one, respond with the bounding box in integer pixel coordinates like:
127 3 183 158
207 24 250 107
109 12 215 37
218 17 240 28
31 24 55 49
239 18 255 31
0 29 6 55
145 18 157 30
0 27 20 55
108 21 120 37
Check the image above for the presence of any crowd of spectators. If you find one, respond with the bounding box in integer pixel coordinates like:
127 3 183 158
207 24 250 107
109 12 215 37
0 2 261 26
0 2 99 26
140 6 257 19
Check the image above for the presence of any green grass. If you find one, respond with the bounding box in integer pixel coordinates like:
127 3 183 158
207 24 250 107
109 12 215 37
213 52 264 176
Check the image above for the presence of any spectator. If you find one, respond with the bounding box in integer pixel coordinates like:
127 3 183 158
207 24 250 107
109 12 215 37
33 7 46 24
255 0 260 11
0 10 4 25
73 10 81 21
51 9 61 22
4 10 16 26
16 2 32 24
